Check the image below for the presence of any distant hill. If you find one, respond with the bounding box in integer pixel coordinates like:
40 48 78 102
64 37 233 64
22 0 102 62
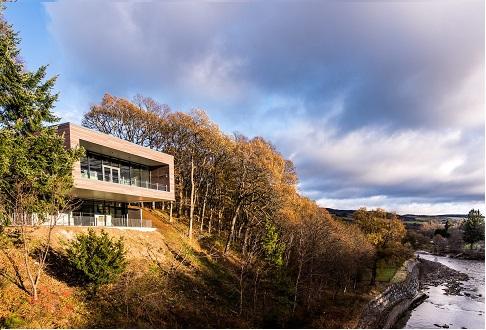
325 208 467 229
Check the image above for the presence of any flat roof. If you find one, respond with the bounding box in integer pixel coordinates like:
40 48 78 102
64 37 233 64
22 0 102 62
57 122 173 167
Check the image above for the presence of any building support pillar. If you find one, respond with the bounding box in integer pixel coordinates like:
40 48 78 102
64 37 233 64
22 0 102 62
169 201 173 223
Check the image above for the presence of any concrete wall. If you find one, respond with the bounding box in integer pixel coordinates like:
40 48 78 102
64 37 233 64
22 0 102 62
358 259 420 329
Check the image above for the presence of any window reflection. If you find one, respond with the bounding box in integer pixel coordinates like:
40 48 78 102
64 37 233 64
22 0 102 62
79 151 169 191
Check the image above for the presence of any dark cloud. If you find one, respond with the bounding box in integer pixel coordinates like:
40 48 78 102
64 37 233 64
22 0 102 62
44 0 484 213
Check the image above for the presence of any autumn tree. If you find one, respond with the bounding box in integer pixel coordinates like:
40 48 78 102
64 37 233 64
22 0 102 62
447 228 464 253
82 93 169 148
82 96 230 239
283 198 373 314
354 208 407 285
82 93 397 320
222 136 284 253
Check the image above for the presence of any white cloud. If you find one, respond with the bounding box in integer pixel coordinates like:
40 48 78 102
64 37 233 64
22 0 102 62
42 0 484 214
272 119 484 211
317 196 485 216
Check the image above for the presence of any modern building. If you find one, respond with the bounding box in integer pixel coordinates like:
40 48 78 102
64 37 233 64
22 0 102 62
55 122 175 228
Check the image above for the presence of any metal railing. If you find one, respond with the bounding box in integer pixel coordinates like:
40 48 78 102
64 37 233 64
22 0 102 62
80 170 168 192
73 215 95 226
8 213 152 228
72 216 152 228
10 213 57 226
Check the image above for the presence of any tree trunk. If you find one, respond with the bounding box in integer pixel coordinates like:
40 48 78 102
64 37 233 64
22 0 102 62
224 202 241 254
242 226 250 256
293 229 304 314
208 208 213 234
218 207 224 235
370 258 378 286
32 284 38 301
253 268 260 313
285 233 294 267
200 182 209 232
178 176 184 217
293 254 303 314
237 222 244 240
169 201 173 223
188 157 195 239
239 264 245 316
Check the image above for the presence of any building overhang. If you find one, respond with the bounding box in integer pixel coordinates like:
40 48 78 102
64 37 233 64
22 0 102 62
57 122 176 203
73 179 174 202
79 140 167 167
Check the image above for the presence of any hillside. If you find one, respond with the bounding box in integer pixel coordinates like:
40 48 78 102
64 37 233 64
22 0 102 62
0 210 373 328
326 208 467 228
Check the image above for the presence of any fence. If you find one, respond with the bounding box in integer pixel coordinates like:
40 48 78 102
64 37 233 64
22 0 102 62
112 217 152 228
72 216 96 226
9 213 152 228
72 215 152 228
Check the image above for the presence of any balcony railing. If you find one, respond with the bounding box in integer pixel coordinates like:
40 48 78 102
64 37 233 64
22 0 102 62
9 214 152 229
72 215 152 228
81 170 168 191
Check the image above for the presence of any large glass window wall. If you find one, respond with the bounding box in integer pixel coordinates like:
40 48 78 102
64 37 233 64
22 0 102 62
79 151 169 191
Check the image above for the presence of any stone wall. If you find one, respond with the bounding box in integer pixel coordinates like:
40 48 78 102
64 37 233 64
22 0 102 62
358 259 420 329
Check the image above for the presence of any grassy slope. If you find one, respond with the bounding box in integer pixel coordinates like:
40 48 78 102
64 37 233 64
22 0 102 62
0 210 376 328
0 211 253 328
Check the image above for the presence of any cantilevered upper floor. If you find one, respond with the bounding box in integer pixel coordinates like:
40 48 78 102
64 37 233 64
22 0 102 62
57 122 175 203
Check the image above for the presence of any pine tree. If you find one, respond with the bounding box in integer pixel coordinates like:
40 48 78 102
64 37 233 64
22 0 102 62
463 209 485 248
0 4 83 301
0 4 58 134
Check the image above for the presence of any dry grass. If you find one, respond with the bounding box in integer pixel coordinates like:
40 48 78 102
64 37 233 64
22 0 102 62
0 210 372 328
0 249 87 328
0 212 243 328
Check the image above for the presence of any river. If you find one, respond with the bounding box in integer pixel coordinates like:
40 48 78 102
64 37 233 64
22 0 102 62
400 252 485 329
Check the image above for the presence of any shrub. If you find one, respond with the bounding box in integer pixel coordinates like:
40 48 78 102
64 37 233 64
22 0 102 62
64 229 127 290
0 314 25 329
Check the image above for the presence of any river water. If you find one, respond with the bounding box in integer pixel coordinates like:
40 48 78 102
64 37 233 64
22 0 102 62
401 252 485 329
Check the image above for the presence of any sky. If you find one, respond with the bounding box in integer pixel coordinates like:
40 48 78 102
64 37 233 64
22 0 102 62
4 0 485 215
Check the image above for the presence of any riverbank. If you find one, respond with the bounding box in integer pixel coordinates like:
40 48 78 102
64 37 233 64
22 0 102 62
420 249 485 261
358 257 473 329
418 258 469 296
358 259 420 328
399 253 484 329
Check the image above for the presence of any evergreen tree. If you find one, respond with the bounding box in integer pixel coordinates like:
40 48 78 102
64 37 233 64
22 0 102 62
0 4 82 301
0 4 58 134
463 209 485 248
65 229 127 291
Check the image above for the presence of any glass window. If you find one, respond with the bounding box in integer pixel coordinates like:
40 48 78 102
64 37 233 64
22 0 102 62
120 162 131 185
141 167 150 188
81 151 163 190
88 155 102 180
95 201 105 214
111 159 120 168
80 156 89 178
131 166 141 187
112 168 119 183
77 199 94 216
101 157 110 167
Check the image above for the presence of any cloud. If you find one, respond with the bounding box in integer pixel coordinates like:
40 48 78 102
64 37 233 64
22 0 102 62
43 0 485 214
317 196 485 216
272 118 483 204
